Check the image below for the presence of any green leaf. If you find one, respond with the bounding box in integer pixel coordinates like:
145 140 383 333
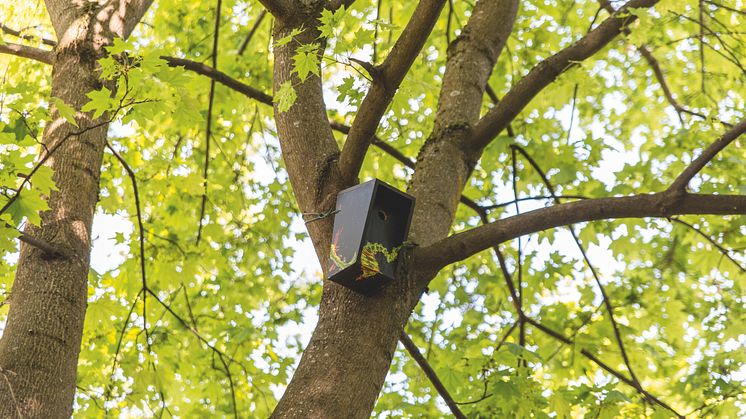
276 27 304 47
292 44 320 81
81 87 114 119
7 192 48 226
32 165 58 194
319 7 345 38
275 81 297 113
51 97 79 127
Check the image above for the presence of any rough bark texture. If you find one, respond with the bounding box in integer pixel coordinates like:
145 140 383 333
270 1 518 417
0 1 151 416
269 11 415 417
0 36 109 419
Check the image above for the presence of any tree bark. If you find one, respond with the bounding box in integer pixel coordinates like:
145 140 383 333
0 38 110 419
0 1 151 415
270 1 517 417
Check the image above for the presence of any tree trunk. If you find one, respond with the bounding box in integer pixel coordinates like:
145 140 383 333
0 45 109 419
0 0 153 412
269 1 517 416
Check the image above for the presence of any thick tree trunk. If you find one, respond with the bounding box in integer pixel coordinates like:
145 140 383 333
269 1 517 417
268 14 431 417
0 1 152 413
0 43 109 418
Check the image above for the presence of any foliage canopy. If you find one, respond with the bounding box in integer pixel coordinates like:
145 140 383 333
0 0 744 417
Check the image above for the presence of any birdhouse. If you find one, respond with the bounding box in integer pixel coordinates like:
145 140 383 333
327 179 415 295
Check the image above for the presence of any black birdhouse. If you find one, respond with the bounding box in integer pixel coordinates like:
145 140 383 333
326 179 415 295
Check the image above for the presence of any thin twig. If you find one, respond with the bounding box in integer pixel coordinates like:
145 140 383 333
510 148 526 355
670 217 745 273
145 287 239 418
566 84 578 144
104 290 143 406
511 144 646 396
238 10 267 56
699 0 706 93
0 23 57 47
197 0 224 245
482 195 589 210
400 331 467 419
106 141 151 354
668 118 746 192
373 0 381 63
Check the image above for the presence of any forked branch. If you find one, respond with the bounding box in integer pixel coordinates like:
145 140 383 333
468 0 661 152
338 0 446 184
668 118 746 192
417 193 746 269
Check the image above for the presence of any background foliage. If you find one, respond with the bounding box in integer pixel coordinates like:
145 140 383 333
1 0 744 417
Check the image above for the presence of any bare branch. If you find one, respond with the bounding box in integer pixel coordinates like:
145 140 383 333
512 144 647 399
0 23 57 47
468 0 661 152
106 141 151 354
668 118 746 192
0 42 53 64
237 10 267 56
17 231 68 258
338 0 446 183
4 224 72 259
671 217 745 273
400 332 466 419
162 56 273 105
417 193 746 269
197 0 224 245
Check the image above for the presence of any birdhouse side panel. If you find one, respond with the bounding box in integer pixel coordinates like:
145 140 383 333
327 182 375 277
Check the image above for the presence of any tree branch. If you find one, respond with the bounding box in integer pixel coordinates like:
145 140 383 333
482 195 589 210
668 117 746 192
166 55 497 221
0 43 53 64
485 215 682 417
196 0 223 245
523 316 683 417
13 227 71 258
106 141 151 354
338 0 446 184
400 332 466 419
468 0 660 152
417 193 746 269
511 143 646 399
237 10 267 56
596 0 731 127
161 56 273 105
0 23 57 47
670 217 745 273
